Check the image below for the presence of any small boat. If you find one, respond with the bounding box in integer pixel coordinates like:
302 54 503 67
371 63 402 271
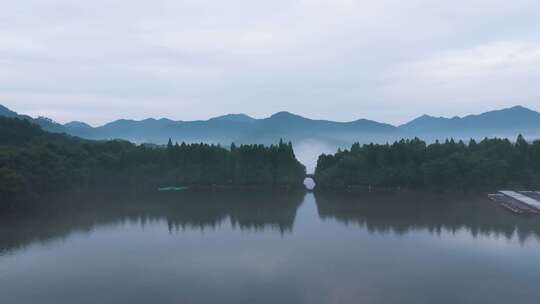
158 186 189 192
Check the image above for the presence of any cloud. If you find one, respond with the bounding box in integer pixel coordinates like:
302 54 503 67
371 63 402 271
380 41 540 118
1 0 540 124
398 41 540 81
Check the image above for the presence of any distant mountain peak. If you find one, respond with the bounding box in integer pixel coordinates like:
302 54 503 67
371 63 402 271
401 114 440 126
209 113 255 123
64 121 92 129
470 105 535 116
509 105 527 110
418 114 437 120
504 105 534 113
269 111 306 120
400 105 540 135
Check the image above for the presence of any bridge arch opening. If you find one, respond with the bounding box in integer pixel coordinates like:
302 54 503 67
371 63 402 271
304 176 315 191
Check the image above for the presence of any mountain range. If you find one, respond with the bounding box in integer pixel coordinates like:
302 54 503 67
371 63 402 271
1 104 539 147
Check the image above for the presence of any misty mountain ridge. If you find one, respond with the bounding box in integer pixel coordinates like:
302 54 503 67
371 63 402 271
399 105 540 139
1 104 539 147
0 105 18 117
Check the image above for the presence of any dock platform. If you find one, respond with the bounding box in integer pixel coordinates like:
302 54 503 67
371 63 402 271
519 191 540 202
488 191 540 215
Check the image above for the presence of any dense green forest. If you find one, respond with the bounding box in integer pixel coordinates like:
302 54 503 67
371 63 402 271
315 136 540 190
0 117 306 205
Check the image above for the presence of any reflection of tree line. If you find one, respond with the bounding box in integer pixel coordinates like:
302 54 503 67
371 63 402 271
2 190 540 255
315 191 540 242
0 189 304 255
161 191 305 233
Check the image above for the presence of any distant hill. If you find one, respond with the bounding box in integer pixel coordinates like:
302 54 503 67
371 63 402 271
0 106 68 134
399 105 540 140
0 105 18 117
1 104 539 146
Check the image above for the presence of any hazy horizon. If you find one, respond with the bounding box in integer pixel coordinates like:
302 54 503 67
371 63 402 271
3 102 539 128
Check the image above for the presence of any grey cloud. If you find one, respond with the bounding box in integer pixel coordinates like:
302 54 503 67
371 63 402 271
1 0 540 124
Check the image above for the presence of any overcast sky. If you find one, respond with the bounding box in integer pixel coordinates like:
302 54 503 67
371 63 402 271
1 0 540 126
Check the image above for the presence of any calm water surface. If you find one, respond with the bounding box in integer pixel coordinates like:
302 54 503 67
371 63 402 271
1 190 539 304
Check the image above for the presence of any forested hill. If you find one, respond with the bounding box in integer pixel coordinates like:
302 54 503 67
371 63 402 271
2 104 540 146
0 117 306 207
315 136 540 191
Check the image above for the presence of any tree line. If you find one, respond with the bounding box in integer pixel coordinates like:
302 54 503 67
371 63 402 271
315 136 540 190
0 117 306 205
3 114 540 207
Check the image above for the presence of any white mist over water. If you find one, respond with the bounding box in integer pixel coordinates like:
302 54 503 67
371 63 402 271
293 140 341 173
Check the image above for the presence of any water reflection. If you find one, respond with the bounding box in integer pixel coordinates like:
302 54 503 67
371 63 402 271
315 191 540 242
1 189 540 304
2 189 540 256
0 189 305 255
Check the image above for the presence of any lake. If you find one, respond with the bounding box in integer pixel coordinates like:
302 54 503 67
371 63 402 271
1 189 540 304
